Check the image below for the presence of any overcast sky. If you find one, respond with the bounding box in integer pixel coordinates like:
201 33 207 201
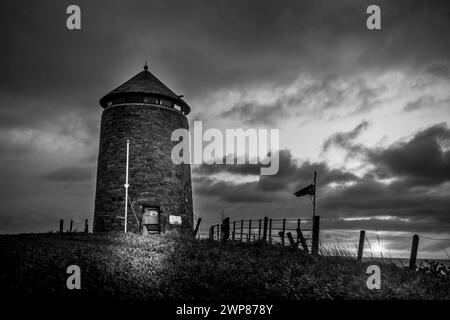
0 0 449 258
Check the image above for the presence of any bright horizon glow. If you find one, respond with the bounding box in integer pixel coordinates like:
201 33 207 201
340 216 411 222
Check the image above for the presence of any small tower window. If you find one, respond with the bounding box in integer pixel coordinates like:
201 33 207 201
115 97 125 104
144 96 158 104
160 99 173 107
128 95 143 103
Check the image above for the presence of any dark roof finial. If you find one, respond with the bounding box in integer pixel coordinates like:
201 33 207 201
144 60 148 71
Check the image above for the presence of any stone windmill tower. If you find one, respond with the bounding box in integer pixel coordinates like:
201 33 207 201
93 63 193 234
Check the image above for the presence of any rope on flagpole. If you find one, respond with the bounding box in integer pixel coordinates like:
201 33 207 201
116 199 125 219
128 197 140 226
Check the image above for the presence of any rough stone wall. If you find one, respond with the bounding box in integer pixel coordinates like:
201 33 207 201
93 103 193 234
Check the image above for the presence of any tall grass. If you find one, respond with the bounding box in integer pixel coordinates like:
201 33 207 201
1 232 449 299
319 234 397 265
319 239 354 257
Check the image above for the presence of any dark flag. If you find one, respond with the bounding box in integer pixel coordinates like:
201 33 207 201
294 184 315 197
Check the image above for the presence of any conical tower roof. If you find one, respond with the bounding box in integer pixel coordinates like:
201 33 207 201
99 64 190 114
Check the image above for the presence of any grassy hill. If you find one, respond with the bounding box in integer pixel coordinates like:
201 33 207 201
0 232 449 300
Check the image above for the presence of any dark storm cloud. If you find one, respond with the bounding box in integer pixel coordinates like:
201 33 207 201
369 123 450 185
194 149 357 200
221 101 287 126
193 177 274 203
0 0 449 237
193 123 450 232
322 120 370 153
220 76 385 126
323 122 450 186
194 160 262 176
320 178 450 222
153 0 450 95
322 122 450 227
403 96 450 112
424 60 450 80
1 0 450 129
256 151 358 193
404 96 436 112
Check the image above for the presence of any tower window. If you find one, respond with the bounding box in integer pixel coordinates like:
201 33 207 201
144 96 158 104
128 95 143 103
160 99 173 107
115 97 125 104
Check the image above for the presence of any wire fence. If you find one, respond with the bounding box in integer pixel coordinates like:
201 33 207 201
319 229 450 262
198 218 313 242
195 216 450 263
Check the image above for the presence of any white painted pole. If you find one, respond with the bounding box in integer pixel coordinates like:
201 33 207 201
124 140 129 233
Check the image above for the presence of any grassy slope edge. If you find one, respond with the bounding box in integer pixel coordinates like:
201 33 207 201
0 232 448 300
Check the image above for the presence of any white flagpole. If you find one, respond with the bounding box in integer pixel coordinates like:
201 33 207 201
124 140 129 233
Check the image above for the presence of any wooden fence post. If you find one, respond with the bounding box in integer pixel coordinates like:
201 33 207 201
296 221 309 253
312 216 320 255
357 230 366 261
209 226 214 240
221 217 230 243
280 219 286 246
258 219 261 240
240 220 244 241
262 217 268 242
409 234 419 270
287 232 296 248
84 219 88 234
59 219 64 235
232 221 236 241
269 219 272 243
193 218 202 238
69 220 73 233
278 231 284 245
248 220 252 242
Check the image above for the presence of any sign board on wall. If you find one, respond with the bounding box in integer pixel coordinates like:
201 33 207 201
169 215 182 225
